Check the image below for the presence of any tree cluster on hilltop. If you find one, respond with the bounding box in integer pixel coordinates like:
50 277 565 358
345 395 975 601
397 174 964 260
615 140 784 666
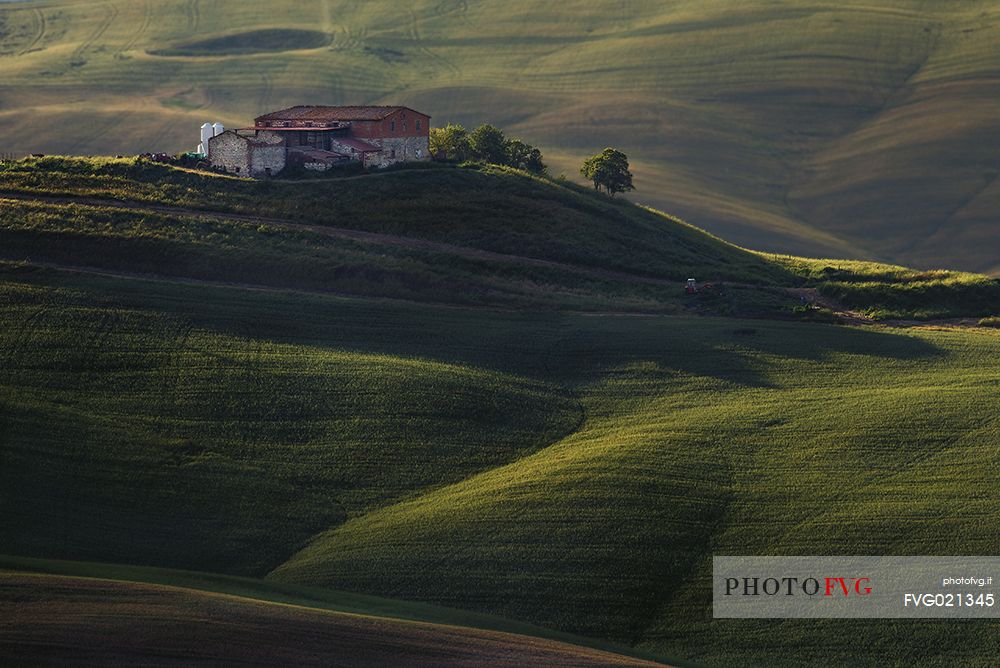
431 123 634 197
430 123 546 174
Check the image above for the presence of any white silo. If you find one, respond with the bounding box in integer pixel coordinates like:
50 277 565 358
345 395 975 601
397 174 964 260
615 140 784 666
200 122 212 155
212 122 224 137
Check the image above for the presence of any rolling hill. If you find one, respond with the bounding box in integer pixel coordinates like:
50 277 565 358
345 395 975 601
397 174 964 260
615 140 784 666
2 159 1000 665
1 157 997 321
0 0 998 273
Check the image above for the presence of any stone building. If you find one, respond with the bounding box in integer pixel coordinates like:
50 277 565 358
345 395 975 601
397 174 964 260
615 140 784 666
262 106 430 167
207 130 286 177
208 105 431 176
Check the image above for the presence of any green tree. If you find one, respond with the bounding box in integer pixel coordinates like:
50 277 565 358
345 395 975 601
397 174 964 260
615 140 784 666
505 139 546 174
468 124 508 164
432 123 547 174
429 123 471 161
580 148 634 196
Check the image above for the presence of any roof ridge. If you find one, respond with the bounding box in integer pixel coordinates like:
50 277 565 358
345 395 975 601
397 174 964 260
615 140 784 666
255 105 426 122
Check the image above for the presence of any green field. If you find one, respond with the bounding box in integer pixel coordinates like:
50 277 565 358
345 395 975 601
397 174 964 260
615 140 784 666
2 159 1000 665
0 0 998 273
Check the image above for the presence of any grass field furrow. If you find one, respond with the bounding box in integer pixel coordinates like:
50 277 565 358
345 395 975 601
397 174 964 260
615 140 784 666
118 0 152 57
21 7 46 56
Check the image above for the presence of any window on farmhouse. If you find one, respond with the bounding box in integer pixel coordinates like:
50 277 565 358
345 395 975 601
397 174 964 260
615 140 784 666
416 119 421 131
390 120 396 132
390 149 396 158
403 120 408 131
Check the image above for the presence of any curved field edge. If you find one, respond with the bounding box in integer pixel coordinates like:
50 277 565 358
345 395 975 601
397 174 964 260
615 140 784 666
0 556 678 667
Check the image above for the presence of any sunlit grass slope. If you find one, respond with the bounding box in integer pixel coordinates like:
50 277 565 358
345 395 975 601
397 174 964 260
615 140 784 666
268 311 1000 668
771 255 1000 320
3 261 1000 666
0 0 998 272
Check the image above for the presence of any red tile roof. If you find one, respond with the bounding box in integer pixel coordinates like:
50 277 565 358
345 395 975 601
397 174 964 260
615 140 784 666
255 106 429 123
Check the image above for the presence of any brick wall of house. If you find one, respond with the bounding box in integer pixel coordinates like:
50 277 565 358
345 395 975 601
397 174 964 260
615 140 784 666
351 109 431 141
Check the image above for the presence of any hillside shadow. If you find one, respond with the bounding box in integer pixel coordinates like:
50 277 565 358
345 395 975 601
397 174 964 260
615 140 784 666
178 292 943 391
16 265 944 390
148 30 331 57
539 316 944 389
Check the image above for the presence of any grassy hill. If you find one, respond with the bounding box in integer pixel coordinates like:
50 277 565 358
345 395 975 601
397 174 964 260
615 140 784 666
1 161 1000 666
1 157 998 320
0 0 998 273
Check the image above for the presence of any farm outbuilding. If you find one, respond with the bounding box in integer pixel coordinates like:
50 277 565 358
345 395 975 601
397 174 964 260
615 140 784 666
208 130 286 177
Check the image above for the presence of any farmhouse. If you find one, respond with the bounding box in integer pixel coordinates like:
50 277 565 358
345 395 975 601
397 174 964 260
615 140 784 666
207 105 431 176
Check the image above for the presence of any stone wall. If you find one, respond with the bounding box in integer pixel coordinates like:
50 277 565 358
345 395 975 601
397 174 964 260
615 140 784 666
247 141 286 177
210 127 428 176
327 138 370 165
209 132 250 175
209 130 285 177
371 135 431 166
